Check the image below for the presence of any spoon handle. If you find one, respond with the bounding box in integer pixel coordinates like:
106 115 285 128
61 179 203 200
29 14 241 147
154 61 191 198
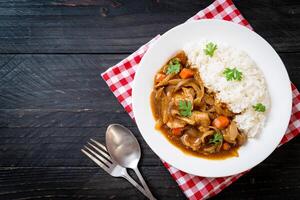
133 167 156 200
122 172 152 199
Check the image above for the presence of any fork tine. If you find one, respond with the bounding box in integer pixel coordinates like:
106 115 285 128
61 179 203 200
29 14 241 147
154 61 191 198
88 142 112 162
90 139 108 152
84 146 112 167
81 149 109 173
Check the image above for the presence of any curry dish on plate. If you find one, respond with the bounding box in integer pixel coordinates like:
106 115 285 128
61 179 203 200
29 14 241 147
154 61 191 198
150 51 247 159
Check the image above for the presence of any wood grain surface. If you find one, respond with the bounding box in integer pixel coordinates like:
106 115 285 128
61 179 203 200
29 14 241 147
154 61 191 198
0 0 299 199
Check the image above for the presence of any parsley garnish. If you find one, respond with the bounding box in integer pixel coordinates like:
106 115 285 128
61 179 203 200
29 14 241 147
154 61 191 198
252 103 266 112
178 100 192 117
223 67 243 81
166 58 181 75
204 42 217 57
209 132 223 145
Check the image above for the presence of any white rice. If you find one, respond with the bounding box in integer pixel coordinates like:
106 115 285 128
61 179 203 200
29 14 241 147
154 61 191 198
184 41 270 137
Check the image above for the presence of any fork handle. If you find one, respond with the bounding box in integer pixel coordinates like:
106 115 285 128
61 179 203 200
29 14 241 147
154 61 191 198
133 167 156 200
122 173 153 199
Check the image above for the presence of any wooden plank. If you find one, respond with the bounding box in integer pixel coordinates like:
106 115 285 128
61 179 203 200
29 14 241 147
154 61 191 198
0 167 185 200
0 53 299 111
0 54 126 109
0 127 163 167
0 0 299 53
0 109 133 128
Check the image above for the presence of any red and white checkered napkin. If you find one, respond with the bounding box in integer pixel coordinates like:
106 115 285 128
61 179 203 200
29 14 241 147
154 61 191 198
101 0 300 199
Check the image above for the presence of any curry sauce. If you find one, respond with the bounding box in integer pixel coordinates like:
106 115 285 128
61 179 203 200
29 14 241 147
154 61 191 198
150 91 239 160
150 51 246 160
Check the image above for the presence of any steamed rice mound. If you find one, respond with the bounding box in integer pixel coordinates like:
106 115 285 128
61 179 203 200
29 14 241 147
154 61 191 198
184 41 270 137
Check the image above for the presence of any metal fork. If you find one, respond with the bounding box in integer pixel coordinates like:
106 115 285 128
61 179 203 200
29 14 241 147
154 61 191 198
81 139 152 199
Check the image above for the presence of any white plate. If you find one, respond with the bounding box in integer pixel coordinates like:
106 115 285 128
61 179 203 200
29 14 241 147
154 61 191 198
132 19 292 177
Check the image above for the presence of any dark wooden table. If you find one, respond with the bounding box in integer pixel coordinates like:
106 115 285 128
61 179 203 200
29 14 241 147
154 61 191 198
0 0 299 199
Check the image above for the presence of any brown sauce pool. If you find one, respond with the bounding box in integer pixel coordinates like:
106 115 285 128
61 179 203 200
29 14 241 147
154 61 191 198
150 91 239 160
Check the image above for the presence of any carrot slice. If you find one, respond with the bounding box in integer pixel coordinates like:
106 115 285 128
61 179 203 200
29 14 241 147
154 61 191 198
179 68 194 79
222 142 231 151
212 116 230 129
171 128 184 136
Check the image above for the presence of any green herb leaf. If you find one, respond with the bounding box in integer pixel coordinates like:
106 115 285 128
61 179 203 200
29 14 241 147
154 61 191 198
223 67 243 81
166 58 181 75
204 42 217 57
252 103 266 112
209 132 223 145
178 100 192 117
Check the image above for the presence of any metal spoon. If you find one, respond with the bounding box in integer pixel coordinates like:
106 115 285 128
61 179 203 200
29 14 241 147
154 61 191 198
106 124 156 200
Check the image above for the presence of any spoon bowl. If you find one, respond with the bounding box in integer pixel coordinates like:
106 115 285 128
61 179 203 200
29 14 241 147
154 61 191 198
106 124 141 168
